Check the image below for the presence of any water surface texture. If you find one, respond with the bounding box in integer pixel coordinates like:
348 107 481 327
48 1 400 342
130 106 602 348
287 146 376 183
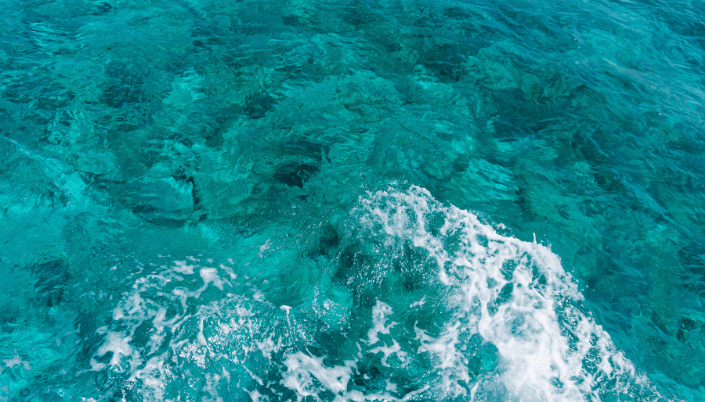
1 0 705 400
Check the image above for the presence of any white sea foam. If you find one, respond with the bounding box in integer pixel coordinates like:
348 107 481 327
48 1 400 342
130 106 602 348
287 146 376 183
90 186 662 401
281 353 355 396
366 300 396 346
353 186 662 401
90 258 289 401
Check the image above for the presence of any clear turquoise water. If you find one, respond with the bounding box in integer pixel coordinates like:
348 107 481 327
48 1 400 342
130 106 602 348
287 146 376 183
1 0 705 400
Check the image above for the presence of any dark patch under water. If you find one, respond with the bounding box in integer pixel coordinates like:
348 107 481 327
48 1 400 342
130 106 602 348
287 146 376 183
1 0 705 400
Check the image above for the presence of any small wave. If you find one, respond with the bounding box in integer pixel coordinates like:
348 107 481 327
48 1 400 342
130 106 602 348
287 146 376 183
89 186 664 401
352 186 663 401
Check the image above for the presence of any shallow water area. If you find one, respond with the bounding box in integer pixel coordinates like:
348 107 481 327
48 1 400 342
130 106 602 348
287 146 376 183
1 0 705 400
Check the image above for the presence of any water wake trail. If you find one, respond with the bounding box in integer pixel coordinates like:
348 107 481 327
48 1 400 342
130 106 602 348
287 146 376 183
89 186 663 401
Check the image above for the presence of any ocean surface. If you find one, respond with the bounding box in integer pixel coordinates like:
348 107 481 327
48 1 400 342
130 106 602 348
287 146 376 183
1 0 705 400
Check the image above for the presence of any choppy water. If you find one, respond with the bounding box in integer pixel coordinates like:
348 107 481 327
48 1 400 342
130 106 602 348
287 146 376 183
1 0 705 400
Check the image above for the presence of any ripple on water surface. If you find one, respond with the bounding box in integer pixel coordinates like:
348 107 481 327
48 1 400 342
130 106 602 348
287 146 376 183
1 0 705 400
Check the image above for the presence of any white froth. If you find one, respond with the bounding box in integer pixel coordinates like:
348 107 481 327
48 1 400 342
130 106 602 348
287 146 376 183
357 186 661 401
200 267 224 290
255 336 281 361
246 389 264 402
366 300 395 345
95 331 134 367
89 186 661 402
409 296 426 307
173 260 195 274
369 339 407 367
258 239 271 258
2 354 22 368
281 353 354 395
385 379 398 393
90 256 286 400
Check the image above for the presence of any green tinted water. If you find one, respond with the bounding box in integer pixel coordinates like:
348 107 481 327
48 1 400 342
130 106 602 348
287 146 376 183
1 0 705 400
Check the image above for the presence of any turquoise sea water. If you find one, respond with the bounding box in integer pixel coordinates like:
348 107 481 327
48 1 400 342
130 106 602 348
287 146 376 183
1 0 705 400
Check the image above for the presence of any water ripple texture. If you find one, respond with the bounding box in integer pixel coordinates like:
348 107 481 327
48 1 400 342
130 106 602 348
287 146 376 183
1 0 704 400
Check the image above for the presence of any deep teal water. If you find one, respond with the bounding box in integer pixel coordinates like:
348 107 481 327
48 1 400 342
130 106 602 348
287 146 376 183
1 0 705 400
